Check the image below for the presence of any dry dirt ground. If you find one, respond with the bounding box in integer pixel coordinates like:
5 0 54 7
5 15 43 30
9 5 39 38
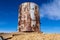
0 32 60 40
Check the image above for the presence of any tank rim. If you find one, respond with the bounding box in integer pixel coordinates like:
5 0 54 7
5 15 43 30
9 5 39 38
19 2 39 7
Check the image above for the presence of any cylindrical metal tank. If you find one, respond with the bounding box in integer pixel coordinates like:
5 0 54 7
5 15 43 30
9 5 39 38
18 2 40 32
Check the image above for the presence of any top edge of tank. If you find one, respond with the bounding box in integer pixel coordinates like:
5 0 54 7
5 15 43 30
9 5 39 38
20 2 38 6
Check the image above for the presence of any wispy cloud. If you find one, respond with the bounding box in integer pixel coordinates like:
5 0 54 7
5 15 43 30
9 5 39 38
40 0 60 20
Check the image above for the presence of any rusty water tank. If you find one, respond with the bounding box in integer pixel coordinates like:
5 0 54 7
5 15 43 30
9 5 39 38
18 2 40 32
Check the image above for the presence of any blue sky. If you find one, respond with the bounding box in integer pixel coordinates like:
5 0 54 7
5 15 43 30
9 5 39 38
0 0 60 33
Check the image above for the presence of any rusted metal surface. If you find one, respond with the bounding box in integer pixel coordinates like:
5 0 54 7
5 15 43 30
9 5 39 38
18 2 40 32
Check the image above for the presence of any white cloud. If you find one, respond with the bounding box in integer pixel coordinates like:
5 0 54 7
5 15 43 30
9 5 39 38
40 0 60 20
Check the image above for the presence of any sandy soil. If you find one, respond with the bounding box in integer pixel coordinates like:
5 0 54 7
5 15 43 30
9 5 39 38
0 32 60 40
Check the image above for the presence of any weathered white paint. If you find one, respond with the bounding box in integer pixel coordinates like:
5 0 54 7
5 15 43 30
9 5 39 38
30 3 36 20
31 21 36 27
29 3 36 27
24 14 27 20
23 3 27 6
21 18 24 20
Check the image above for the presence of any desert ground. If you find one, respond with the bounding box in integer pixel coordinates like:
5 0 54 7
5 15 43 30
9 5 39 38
0 32 60 40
